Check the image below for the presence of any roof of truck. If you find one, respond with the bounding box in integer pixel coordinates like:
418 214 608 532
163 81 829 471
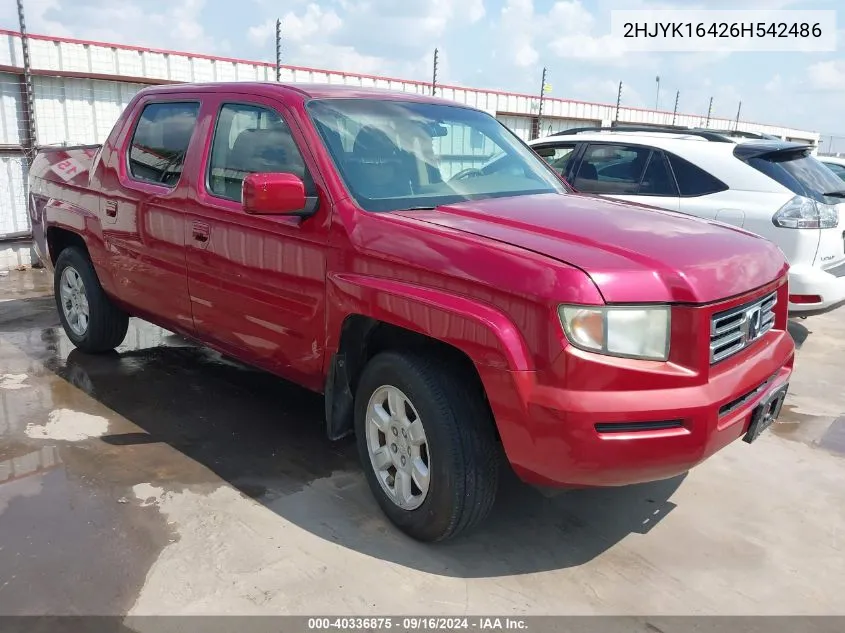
137 81 458 105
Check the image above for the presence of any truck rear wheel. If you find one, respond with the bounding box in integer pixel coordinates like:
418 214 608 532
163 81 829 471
354 351 500 542
54 247 129 353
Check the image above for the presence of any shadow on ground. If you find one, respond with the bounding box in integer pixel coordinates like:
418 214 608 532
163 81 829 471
787 319 811 349
0 308 689 579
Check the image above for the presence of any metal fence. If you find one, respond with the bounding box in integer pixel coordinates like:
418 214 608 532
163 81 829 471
816 136 845 157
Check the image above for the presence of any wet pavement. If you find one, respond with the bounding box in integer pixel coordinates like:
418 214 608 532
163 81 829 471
1 268 844 615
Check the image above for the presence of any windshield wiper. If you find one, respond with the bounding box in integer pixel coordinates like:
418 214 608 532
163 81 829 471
823 190 845 197
395 206 438 211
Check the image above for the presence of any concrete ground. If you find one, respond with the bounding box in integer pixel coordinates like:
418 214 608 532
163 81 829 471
1 268 843 616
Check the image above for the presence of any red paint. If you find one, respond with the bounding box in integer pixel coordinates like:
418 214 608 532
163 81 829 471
243 173 306 215
789 294 822 304
28 82 795 488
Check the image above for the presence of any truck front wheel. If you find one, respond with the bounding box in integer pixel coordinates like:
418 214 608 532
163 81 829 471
54 247 129 353
354 351 500 542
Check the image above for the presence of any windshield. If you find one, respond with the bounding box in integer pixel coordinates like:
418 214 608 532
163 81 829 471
746 150 845 203
306 99 567 212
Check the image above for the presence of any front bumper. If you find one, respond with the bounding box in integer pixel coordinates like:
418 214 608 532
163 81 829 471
480 285 795 488
787 263 845 315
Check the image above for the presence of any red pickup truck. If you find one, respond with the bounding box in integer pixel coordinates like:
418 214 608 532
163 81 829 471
28 82 795 541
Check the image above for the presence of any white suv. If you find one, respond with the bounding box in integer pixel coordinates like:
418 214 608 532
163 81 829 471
819 155 845 182
511 126 845 316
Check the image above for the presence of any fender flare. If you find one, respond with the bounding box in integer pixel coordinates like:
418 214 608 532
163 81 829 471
323 273 536 440
327 273 534 371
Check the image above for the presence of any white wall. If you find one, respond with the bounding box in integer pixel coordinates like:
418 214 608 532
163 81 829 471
0 29 822 268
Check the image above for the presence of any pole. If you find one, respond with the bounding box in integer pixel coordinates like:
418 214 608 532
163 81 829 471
275 18 281 82
734 101 742 131
532 67 547 140
432 48 439 96
655 76 660 109
17 0 37 163
614 81 622 124
538 67 547 117
704 97 713 128
671 91 679 126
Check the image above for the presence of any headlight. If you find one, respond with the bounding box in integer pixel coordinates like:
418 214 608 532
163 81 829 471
558 305 671 361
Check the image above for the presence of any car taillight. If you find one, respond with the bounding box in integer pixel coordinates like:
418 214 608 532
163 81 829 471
772 196 839 229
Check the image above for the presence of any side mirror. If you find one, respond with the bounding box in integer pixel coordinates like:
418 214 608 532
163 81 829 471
242 172 308 216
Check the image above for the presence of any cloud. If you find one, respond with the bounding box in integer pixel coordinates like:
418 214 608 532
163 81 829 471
673 51 732 72
248 4 342 47
245 0 485 79
572 79 645 108
500 0 537 68
497 0 661 70
0 0 70 37
807 61 845 92
765 74 784 93
0 0 218 53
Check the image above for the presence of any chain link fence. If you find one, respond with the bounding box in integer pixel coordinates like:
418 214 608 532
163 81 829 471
816 136 845 156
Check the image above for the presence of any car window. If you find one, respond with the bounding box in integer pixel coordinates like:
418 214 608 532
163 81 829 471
307 99 566 213
573 144 652 194
822 162 845 182
745 150 845 204
128 102 199 186
534 144 577 176
639 151 678 196
665 153 728 196
207 103 315 203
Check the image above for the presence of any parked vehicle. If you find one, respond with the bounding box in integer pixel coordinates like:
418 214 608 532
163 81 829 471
819 155 845 182
28 84 794 541
515 126 845 317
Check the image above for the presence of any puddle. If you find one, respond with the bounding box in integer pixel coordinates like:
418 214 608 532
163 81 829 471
771 405 845 456
0 445 173 614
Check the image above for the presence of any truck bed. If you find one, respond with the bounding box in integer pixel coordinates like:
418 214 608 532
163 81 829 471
29 144 102 190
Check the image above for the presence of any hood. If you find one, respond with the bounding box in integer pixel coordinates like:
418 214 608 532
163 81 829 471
394 193 788 304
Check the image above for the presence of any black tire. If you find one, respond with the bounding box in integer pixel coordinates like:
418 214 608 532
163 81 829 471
54 247 129 353
354 351 500 542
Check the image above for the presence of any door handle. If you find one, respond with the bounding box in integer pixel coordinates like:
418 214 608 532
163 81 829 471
192 221 210 244
104 200 118 218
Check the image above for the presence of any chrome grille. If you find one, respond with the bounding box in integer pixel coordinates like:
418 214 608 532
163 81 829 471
710 292 777 364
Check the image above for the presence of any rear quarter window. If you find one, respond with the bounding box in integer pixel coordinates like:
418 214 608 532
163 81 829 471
666 153 728 197
128 101 200 187
744 150 844 203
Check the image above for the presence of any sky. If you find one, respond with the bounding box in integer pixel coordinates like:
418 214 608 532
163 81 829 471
2 0 844 141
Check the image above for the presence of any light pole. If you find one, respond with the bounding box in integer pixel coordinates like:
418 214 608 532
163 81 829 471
655 76 660 109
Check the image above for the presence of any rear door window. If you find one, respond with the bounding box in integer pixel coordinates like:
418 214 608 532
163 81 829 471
128 102 200 187
666 153 728 196
574 143 677 196
744 149 845 203
638 151 678 196
533 143 577 177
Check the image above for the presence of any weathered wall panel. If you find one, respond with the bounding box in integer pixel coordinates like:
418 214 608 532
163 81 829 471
0 28 822 259
0 152 29 238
